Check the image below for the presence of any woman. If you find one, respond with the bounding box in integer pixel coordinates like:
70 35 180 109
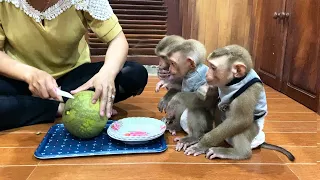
0 0 148 131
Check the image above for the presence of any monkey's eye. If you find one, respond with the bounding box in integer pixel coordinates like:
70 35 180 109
211 66 216 71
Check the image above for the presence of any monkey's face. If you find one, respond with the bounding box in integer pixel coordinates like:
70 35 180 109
168 51 194 78
158 56 170 70
206 56 234 87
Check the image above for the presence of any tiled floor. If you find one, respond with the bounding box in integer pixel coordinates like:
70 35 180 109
0 77 319 180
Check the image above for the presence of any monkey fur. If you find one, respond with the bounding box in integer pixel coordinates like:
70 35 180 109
157 38 209 135
154 35 185 135
164 84 220 151
182 44 295 162
154 35 185 93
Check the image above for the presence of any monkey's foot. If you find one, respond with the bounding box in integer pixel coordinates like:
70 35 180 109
206 147 227 159
175 137 198 151
184 143 208 156
175 142 191 152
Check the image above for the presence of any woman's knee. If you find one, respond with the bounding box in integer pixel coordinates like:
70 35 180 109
121 61 148 95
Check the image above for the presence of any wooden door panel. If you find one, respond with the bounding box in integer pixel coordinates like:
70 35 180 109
252 0 286 90
281 0 320 112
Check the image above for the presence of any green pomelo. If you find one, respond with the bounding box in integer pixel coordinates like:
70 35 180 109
62 90 108 139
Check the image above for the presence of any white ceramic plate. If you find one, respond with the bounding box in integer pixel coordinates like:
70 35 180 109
107 117 166 143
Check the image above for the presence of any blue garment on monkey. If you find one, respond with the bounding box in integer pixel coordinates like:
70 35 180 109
217 69 268 149
181 63 209 92
179 63 208 134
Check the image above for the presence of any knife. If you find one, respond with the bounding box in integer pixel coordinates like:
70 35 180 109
55 88 74 99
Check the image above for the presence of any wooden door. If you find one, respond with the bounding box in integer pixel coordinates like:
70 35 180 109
281 0 320 112
252 0 287 91
88 0 182 65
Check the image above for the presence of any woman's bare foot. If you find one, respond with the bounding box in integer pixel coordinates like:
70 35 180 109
56 103 65 117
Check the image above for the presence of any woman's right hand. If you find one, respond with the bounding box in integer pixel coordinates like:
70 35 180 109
25 68 61 101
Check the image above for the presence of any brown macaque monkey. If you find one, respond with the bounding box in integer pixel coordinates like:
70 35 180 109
154 35 185 135
154 35 185 93
167 39 207 83
158 39 209 135
183 44 295 161
165 84 220 151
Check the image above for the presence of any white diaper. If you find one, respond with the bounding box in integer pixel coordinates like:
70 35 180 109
180 109 190 134
251 130 265 148
251 117 265 148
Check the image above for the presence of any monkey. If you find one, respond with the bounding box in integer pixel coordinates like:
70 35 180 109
154 35 185 93
154 35 186 135
180 44 295 162
158 38 210 136
164 83 221 151
157 38 209 108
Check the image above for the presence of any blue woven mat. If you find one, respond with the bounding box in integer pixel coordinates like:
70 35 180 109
34 120 167 159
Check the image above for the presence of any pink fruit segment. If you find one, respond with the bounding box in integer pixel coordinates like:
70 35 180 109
124 131 148 136
111 122 121 131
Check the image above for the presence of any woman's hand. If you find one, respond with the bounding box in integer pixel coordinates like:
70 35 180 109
0 51 60 102
25 69 62 101
71 69 116 118
71 31 128 118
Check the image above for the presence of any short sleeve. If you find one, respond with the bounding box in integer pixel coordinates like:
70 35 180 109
0 19 5 50
84 13 123 43
77 0 123 43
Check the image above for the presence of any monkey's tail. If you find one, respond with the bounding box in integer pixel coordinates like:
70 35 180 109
260 142 295 162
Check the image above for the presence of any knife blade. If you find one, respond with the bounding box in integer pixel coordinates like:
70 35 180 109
56 88 74 99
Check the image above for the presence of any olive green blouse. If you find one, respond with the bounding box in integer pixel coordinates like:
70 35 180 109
0 0 122 78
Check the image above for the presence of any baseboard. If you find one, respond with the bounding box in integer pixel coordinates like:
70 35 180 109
143 65 158 76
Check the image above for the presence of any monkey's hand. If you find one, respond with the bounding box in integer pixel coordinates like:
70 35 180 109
184 143 209 156
161 117 171 124
157 89 180 113
168 129 176 136
158 97 169 113
167 123 179 136
161 117 180 136
158 96 180 114
155 80 167 93
158 94 175 113
165 98 181 114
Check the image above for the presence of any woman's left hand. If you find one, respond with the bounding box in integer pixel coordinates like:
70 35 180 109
71 70 116 118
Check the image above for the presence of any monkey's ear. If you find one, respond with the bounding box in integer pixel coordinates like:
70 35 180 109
187 58 196 69
232 62 247 78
